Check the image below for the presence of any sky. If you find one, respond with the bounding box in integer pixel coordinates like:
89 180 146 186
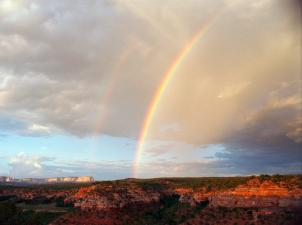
0 0 301 180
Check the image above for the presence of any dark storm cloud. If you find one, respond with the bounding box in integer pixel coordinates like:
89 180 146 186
215 90 302 174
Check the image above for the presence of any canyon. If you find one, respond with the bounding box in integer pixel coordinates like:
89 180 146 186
0 175 301 224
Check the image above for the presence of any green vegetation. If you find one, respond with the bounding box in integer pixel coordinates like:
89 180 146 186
94 174 302 192
135 180 167 191
159 177 250 190
0 184 77 225
0 202 63 225
16 202 70 213
0 182 91 191
131 195 209 225
55 196 73 208
0 174 301 224
259 174 302 187
97 176 250 191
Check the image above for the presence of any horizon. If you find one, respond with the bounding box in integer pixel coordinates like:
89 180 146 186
2 173 302 182
0 0 301 180
2 172 302 182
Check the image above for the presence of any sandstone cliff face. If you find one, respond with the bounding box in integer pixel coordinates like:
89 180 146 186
1 176 302 225
68 183 171 210
46 176 94 183
0 176 94 184
1 176 300 225
209 178 302 208
68 178 302 211
2 176 300 214
172 178 302 209
209 195 302 208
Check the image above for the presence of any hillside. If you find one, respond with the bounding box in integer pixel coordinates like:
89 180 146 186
0 175 301 225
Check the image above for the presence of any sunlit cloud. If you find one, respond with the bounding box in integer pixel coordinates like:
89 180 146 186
0 0 300 178
0 0 22 14
217 82 251 99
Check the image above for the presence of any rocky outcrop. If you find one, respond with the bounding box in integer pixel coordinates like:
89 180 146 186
210 195 300 208
69 183 172 210
173 178 302 209
175 188 210 207
178 192 196 207
0 176 94 184
46 176 94 183
0 187 76 202
209 178 302 208
2 176 301 213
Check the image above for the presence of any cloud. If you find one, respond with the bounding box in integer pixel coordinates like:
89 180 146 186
0 0 301 176
25 124 51 135
217 91 302 174
287 118 302 144
217 82 251 99
9 152 54 177
0 0 299 139
8 152 132 180
0 113 54 136
139 156 301 178
159 123 181 133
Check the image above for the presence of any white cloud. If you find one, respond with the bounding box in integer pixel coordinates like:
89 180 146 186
7 152 132 179
9 152 46 177
159 123 181 133
27 123 51 134
217 82 251 99
0 0 22 14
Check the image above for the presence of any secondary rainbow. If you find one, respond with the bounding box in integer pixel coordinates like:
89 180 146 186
94 44 138 134
133 13 220 177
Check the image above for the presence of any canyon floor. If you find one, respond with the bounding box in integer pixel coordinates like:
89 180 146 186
0 174 301 225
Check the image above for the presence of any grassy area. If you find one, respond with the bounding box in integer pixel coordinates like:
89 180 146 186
97 176 250 191
157 177 250 190
16 202 70 213
0 202 65 225
0 182 91 191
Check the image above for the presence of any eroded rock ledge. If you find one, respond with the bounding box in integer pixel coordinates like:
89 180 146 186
68 177 302 210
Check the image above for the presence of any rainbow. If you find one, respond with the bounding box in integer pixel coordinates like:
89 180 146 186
94 44 138 134
133 13 221 177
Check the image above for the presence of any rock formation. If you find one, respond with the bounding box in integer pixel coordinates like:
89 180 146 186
0 176 94 184
67 182 171 210
209 178 302 208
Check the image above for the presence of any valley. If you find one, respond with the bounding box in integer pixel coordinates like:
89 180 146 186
0 174 301 224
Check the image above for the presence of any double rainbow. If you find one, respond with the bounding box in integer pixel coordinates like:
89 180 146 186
133 13 221 177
